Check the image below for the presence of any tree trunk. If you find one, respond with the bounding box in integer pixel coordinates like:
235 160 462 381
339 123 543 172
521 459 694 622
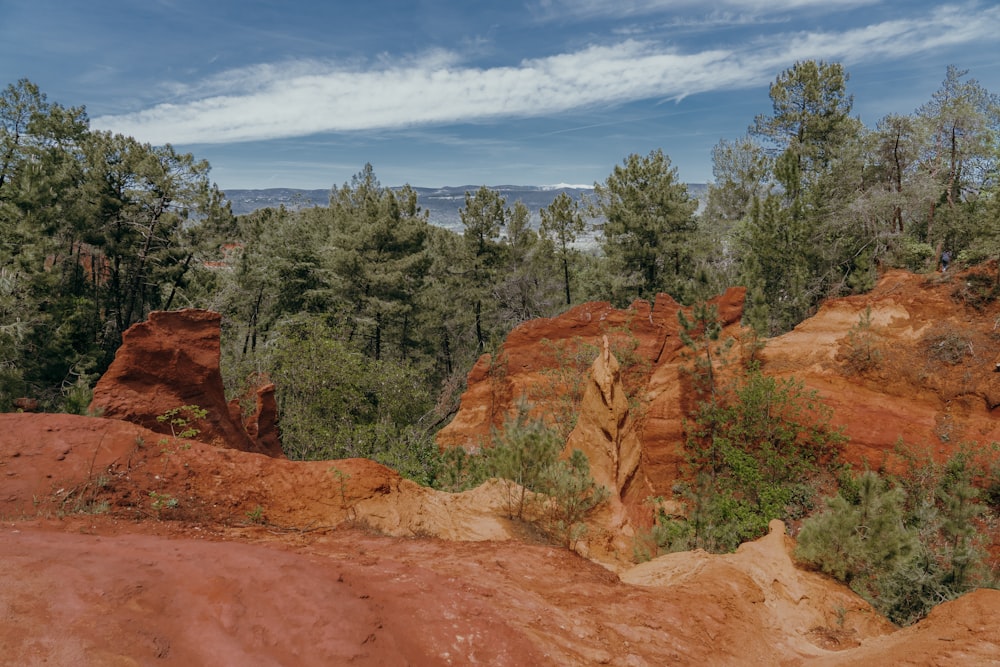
562 256 571 305
163 253 192 311
947 124 958 208
475 299 484 352
892 131 904 233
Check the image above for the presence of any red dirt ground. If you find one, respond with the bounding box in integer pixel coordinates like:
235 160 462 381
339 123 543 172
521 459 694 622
4 268 1000 665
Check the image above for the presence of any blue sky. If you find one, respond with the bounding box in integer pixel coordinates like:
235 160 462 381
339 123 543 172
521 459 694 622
2 1 998 190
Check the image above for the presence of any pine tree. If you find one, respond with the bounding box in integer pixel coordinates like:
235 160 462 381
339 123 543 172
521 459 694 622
594 149 698 304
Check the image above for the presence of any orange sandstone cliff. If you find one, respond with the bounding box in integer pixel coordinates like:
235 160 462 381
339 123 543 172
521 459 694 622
89 308 282 457
3 271 1000 664
439 269 1000 490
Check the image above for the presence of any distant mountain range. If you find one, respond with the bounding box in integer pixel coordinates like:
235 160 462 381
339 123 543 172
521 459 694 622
222 183 709 232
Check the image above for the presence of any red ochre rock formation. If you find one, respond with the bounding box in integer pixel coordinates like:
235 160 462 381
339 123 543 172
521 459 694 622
89 309 282 457
437 286 751 497
4 274 1000 664
439 269 1000 495
762 268 1000 473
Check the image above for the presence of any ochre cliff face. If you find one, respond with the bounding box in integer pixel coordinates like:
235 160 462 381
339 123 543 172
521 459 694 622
89 309 282 457
437 286 751 496
439 269 1000 494
762 269 1000 473
4 280 1000 664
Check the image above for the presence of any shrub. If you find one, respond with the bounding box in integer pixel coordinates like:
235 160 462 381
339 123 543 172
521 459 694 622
664 303 846 554
797 452 996 626
889 238 934 273
434 445 489 492
796 471 915 588
486 405 564 520
842 307 883 373
460 401 611 547
951 271 1000 310
923 328 971 365
537 449 610 548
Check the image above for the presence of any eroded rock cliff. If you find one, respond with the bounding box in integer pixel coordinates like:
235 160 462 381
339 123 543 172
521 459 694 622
3 271 1000 665
89 309 282 457
439 269 1000 491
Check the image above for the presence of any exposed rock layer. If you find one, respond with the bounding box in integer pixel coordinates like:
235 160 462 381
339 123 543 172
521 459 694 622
440 270 1000 491
2 414 997 667
3 271 1000 664
89 309 282 457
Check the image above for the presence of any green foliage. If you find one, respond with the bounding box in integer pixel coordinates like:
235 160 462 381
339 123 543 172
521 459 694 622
327 164 431 361
3 73 1000 619
450 402 610 547
265 315 440 485
495 199 562 325
594 149 699 304
796 471 915 586
752 60 855 176
678 302 732 401
797 450 996 626
842 307 883 373
149 491 178 513
889 238 936 272
486 404 564 520
328 466 352 509
736 194 812 335
538 449 610 548
0 79 218 411
433 445 489 493
534 337 598 438
660 303 846 553
460 185 509 352
539 191 588 305
156 404 207 440
674 367 844 552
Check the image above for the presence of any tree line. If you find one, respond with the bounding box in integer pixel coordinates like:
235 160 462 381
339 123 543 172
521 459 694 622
1 62 998 472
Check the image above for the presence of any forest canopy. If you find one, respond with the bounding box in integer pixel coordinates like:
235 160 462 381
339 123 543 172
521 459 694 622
1 62 998 453
4 61 998 626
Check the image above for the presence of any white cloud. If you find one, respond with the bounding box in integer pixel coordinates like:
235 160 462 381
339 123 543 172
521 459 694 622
531 0 877 21
91 4 1000 146
763 4 1000 65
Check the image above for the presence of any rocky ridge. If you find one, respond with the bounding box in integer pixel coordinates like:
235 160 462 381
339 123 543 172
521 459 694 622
440 268 1000 490
1 268 1000 664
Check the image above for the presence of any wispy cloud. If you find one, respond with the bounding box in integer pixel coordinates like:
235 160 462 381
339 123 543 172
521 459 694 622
92 4 1000 146
611 11 790 38
530 0 877 22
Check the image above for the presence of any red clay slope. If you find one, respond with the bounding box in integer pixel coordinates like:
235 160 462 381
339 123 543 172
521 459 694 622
3 272 1000 664
439 268 1000 491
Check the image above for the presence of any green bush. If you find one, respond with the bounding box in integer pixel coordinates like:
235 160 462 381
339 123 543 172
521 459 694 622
889 238 935 273
796 471 915 586
538 449 610 548
797 453 995 626
668 365 845 552
434 445 489 492
843 307 883 373
263 315 441 485
487 405 565 520
448 401 611 547
655 303 846 554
